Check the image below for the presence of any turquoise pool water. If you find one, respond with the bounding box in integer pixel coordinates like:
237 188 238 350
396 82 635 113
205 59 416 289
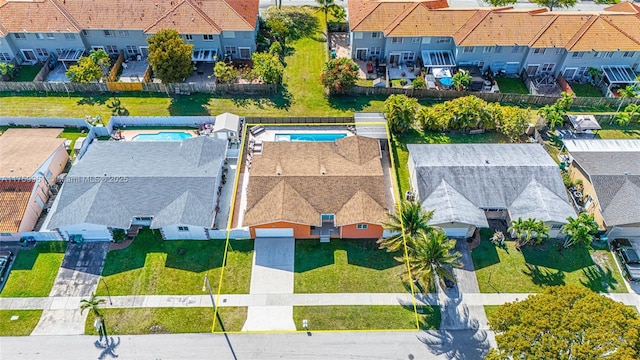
275 133 347 142
131 132 193 141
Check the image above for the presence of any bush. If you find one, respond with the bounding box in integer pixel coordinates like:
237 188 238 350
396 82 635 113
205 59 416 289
411 77 426 89
320 58 359 94
112 229 126 243
562 172 574 188
399 78 408 86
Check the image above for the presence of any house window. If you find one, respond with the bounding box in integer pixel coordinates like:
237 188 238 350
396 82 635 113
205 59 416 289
104 30 115 37
36 48 48 57
357 224 368 230
436 37 451 43
36 33 45 40
391 37 403 44
412 37 421 44
14 33 26 39
35 196 45 208
125 45 138 55
0 53 11 61
623 51 634 58
105 45 118 54
494 46 502 54
533 48 545 54
64 33 75 40
223 31 235 38
354 32 363 39
512 46 524 53
604 51 613 58
371 32 381 38
239 47 251 59
224 46 237 56
463 46 474 53
572 52 584 58
55 48 64 55
555 48 564 55
184 34 193 41
584 196 594 209
593 51 601 58
178 226 189 231
402 52 415 61
484 46 492 53
118 30 129 37
551 224 563 230
134 217 152 221
577 67 588 77
0 233 11 236
369 47 381 56
541 63 554 72
81 30 89 37
477 61 485 69
203 34 214 41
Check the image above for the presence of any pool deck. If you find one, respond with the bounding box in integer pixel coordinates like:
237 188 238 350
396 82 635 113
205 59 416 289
119 129 199 141
251 127 354 143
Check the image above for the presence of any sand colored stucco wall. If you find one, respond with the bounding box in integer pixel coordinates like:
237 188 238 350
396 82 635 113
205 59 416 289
250 221 312 239
341 223 384 239
568 163 606 228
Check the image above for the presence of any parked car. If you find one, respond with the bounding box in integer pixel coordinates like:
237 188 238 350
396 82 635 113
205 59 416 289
611 238 640 282
0 250 14 286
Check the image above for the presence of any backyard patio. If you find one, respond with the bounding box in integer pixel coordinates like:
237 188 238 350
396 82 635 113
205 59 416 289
184 63 216 84
120 58 149 83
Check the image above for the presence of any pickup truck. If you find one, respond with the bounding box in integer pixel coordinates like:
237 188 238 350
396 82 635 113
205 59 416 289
611 239 640 282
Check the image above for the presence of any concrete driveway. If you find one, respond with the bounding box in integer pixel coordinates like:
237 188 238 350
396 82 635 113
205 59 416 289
242 237 296 331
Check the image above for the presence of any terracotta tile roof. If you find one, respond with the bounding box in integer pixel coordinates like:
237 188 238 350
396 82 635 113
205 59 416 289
0 128 65 178
0 0 81 34
0 0 257 34
0 180 34 232
244 136 388 227
352 3 640 51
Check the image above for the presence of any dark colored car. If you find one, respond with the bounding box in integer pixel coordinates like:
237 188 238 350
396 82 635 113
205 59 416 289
0 250 14 286
611 239 640 282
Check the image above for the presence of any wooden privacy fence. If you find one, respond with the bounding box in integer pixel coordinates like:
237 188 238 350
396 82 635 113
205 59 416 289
107 82 143 91
347 86 640 108
246 117 353 124
109 51 125 81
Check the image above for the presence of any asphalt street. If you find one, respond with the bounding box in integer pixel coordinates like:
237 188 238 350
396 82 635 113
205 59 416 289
0 330 495 360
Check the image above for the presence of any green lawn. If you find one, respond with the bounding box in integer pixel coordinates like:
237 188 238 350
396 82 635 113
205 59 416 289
58 128 91 155
96 229 253 295
392 129 510 194
12 64 43 82
472 232 627 293
84 307 246 334
597 122 640 140
496 77 529 94
570 83 603 98
0 310 43 336
0 242 67 297
293 305 440 330
294 239 407 293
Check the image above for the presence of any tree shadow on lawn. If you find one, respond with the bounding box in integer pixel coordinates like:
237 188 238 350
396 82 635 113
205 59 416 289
346 239 402 271
230 84 292 111
77 95 108 106
168 93 211 116
327 94 388 113
522 263 566 287
470 238 501 271
580 264 620 293
7 241 67 271
521 241 594 273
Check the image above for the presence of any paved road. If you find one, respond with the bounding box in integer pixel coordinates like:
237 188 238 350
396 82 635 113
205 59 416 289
0 331 495 360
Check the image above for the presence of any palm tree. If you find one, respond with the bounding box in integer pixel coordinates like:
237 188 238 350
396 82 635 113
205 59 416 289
88 49 111 79
405 230 462 292
378 200 438 253
538 104 564 130
617 85 638 113
80 293 108 340
561 213 599 248
508 217 549 249
316 0 336 32
452 69 472 91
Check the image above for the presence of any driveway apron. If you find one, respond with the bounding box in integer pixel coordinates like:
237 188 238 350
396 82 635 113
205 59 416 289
242 237 296 331
32 242 110 335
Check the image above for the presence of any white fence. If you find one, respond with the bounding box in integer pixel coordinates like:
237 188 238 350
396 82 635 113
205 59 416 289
0 116 91 128
111 116 215 128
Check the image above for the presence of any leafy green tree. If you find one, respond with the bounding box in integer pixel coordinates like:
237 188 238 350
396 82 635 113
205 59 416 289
89 49 111 78
268 41 284 63
497 105 530 141
411 77 426 90
214 61 239 84
80 293 108 340
487 286 640 360
617 85 639 113
320 57 359 94
556 91 574 110
531 0 577 11
508 218 549 249
377 200 439 253
538 104 564 129
383 94 418 134
452 69 472 91
561 212 599 248
416 105 450 132
251 52 284 85
147 29 194 84
484 0 517 5
0 62 16 80
66 56 103 83
405 230 462 292
614 111 632 126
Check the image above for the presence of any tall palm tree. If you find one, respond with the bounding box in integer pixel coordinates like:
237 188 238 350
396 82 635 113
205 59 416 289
377 200 437 253
617 85 638 113
508 217 549 249
316 0 336 32
80 293 108 339
405 230 462 292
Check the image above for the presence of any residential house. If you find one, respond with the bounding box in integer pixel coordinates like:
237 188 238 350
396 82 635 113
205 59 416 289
243 135 391 240
348 0 640 79
565 139 640 238
0 0 259 64
0 128 69 240
47 136 227 241
407 144 575 238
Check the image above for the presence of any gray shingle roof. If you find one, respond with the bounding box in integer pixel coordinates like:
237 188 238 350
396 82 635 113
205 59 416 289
49 137 226 229
570 147 640 226
408 144 575 225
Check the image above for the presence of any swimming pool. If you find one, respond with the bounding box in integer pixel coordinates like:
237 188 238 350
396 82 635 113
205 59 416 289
131 132 193 141
275 133 347 142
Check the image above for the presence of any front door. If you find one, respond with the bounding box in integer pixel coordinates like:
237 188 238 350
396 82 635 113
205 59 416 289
563 68 577 80
389 53 400 65
321 214 335 227
526 65 539 76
